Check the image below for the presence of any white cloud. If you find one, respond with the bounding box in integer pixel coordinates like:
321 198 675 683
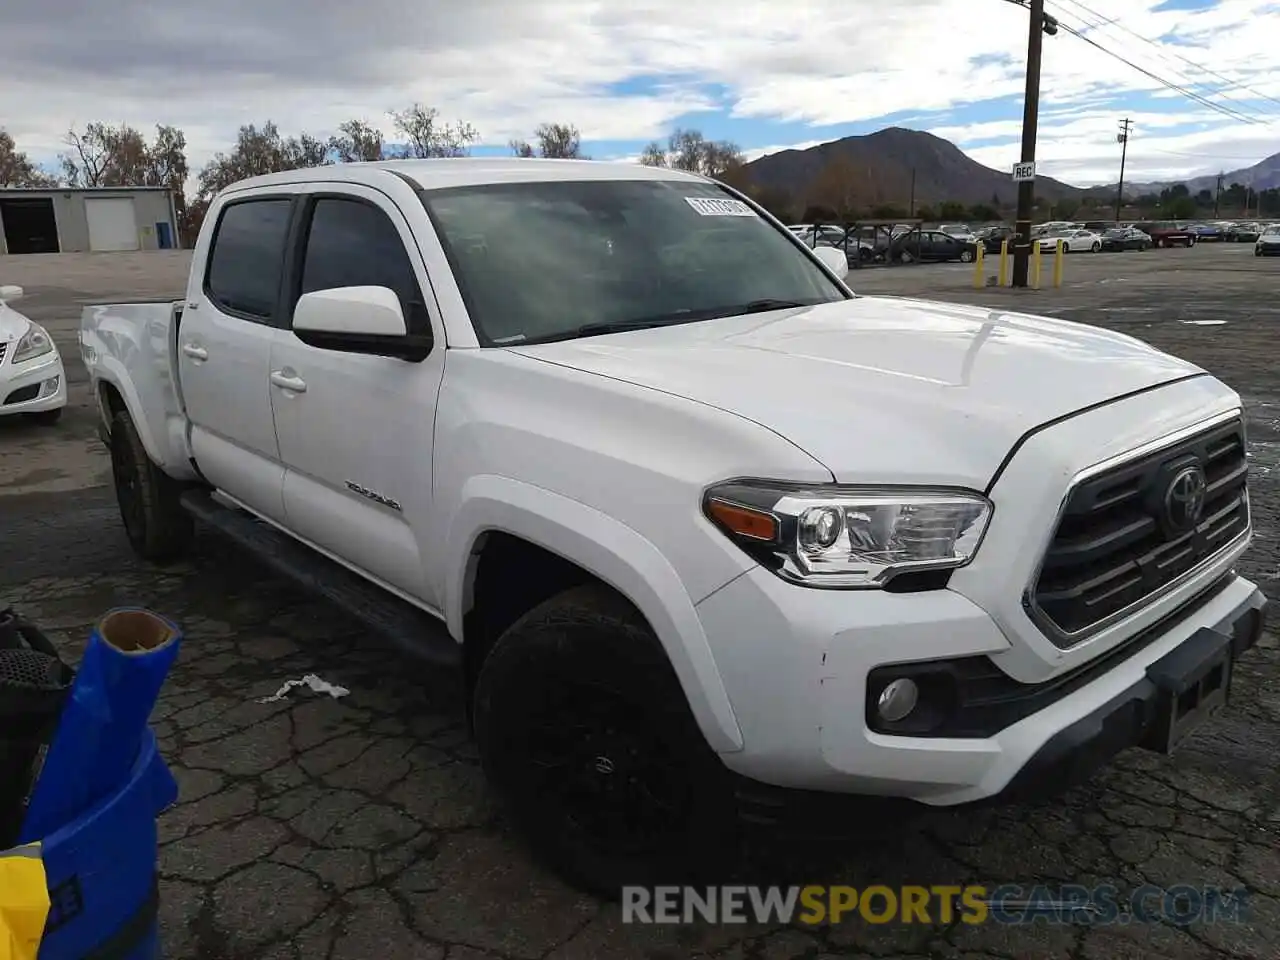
1 0 1278 189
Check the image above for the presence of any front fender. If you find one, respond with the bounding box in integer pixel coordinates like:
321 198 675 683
443 474 745 753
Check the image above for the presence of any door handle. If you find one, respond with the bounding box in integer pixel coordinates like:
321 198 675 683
181 343 208 361
270 371 307 393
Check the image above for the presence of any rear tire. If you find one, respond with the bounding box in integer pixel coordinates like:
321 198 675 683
1091 241 1101 252
472 585 737 897
109 408 193 562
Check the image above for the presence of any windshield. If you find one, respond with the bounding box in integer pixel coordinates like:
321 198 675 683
1265 225 1280 235
420 179 849 345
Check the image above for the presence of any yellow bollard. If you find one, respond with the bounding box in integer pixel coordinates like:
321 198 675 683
998 240 1009 287
973 243 985 288
1053 240 1065 288
1032 242 1043 289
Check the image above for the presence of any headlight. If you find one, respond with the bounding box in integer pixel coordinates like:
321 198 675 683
12 322 54 364
703 481 992 588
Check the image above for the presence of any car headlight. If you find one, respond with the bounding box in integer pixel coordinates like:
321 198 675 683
702 481 993 588
12 322 54 364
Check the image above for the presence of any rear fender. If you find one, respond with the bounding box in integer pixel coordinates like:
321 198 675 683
81 302 197 481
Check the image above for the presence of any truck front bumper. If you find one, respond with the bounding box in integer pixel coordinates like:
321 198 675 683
694 566 1266 807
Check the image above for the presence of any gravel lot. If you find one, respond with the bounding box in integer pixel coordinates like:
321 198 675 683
1 244 1277 959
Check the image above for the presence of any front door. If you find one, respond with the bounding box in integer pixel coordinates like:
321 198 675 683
269 187 446 605
179 191 297 520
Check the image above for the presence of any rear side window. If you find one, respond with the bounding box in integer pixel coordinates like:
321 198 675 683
299 198 423 328
205 199 293 320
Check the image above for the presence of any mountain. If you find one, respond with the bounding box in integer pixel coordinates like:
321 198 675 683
1117 150 1280 197
740 127 1084 207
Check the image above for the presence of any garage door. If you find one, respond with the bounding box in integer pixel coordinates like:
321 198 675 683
85 198 139 251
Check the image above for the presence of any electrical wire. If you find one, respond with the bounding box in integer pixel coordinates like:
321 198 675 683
1048 16 1262 125
1054 0 1280 112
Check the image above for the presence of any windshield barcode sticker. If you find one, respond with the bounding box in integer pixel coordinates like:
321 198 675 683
684 197 756 217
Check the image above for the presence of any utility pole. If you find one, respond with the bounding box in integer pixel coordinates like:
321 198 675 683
1011 0 1055 288
908 167 916 217
1214 172 1224 217
1115 119 1131 223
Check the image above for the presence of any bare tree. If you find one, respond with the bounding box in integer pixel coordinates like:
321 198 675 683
0 130 58 187
637 128 743 178
329 119 385 162
807 156 864 219
510 122 583 159
61 123 114 186
389 104 478 159
60 122 191 194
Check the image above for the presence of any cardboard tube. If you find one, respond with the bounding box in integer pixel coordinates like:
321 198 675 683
19 609 181 843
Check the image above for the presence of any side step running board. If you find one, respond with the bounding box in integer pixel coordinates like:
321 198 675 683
179 489 461 668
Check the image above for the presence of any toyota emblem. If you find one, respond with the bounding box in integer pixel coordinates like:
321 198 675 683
1163 464 1207 534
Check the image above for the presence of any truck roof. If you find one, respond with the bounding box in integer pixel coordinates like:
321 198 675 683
223 157 710 195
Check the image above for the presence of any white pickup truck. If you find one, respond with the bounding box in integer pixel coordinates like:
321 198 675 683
81 158 1266 894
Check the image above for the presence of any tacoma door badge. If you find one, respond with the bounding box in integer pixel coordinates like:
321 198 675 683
345 480 402 512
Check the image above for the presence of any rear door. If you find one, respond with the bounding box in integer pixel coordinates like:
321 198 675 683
179 188 300 521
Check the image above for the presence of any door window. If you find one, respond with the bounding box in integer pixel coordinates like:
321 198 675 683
205 199 294 321
298 198 425 332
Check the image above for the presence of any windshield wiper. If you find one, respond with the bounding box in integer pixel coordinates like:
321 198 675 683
740 298 809 313
556 300 818 342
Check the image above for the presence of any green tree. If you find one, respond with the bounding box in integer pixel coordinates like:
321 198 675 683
914 204 936 222
969 203 999 222
937 201 968 220
1163 195 1197 219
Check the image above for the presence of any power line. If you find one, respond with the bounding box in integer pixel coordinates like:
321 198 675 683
1052 0 1280 112
1046 15 1262 126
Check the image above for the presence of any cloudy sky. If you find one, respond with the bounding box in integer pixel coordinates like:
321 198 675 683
4 0 1279 188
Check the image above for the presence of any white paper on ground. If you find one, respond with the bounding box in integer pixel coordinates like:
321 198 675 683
258 673 351 703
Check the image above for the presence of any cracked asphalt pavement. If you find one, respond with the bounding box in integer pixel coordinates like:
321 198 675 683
1 246 1278 959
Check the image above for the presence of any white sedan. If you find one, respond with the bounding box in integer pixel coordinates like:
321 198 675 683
1255 225 1280 257
0 285 67 424
1037 229 1103 253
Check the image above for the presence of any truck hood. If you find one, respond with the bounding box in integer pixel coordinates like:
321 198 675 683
0 303 31 343
508 296 1204 488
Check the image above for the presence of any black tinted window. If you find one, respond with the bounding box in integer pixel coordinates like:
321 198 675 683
300 198 422 324
206 199 293 319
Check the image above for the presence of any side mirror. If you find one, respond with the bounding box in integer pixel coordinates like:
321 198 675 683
812 244 849 280
0 285 23 303
292 286 431 361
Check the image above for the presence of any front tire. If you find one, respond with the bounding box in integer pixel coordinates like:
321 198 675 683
1091 241 1101 252
109 407 193 562
472 585 737 896
960 248 975 263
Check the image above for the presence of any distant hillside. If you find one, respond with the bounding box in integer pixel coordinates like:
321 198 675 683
741 127 1084 207
1119 149 1280 196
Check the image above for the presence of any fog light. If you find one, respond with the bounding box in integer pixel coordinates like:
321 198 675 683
39 376 59 398
876 678 919 722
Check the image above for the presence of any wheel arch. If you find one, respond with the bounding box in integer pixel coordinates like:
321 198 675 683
445 475 745 754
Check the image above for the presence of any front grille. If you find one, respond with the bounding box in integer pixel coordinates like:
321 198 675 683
0 342 8 363
1030 417 1249 645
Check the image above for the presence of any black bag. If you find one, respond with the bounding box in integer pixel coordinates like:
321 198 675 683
0 604 75 849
